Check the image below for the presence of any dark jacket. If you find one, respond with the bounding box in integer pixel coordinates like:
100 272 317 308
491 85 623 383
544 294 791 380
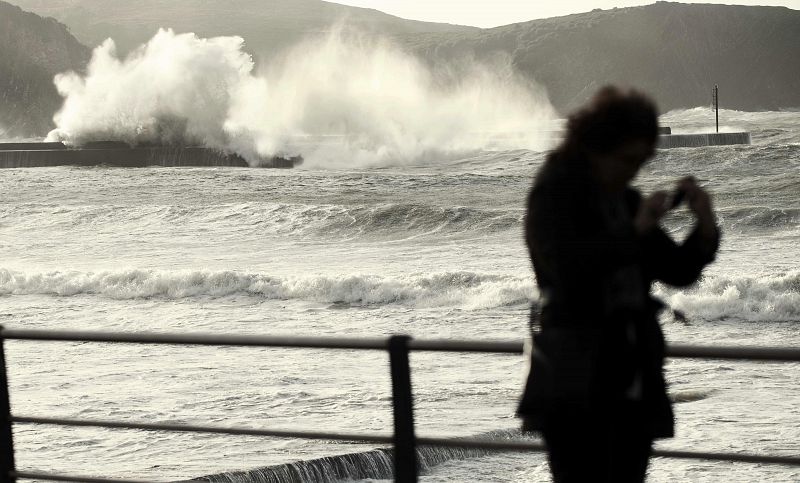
517 152 719 438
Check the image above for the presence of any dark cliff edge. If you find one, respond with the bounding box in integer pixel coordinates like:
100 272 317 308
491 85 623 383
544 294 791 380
410 2 800 112
0 1 89 137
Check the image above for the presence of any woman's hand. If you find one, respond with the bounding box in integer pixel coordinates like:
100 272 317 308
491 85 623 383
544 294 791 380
636 178 718 239
677 176 717 238
634 190 669 235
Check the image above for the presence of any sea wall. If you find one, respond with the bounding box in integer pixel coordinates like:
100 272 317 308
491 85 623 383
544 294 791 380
0 142 299 168
658 132 751 149
178 429 523 482
180 444 493 482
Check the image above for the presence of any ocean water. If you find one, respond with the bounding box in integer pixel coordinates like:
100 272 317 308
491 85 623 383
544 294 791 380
1 109 798 482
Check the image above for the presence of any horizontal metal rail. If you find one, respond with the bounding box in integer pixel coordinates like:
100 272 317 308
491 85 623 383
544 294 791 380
11 416 393 445
0 328 523 353
3 329 800 361
666 344 800 362
11 471 155 483
4 328 800 482
12 416 800 466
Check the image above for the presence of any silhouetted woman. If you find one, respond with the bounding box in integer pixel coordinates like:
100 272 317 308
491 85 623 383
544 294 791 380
517 87 719 482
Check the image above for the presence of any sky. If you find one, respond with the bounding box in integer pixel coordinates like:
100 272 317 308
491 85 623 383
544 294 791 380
333 0 800 28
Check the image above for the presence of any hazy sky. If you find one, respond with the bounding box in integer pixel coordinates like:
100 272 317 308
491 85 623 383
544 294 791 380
334 1 800 27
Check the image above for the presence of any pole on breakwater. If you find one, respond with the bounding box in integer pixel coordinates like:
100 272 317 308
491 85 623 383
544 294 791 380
713 84 719 133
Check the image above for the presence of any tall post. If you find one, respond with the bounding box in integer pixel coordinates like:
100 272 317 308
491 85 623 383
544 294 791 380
0 327 16 482
388 335 417 483
714 84 719 133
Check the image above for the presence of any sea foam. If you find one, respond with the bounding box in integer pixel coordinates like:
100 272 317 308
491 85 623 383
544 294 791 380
3 267 799 321
655 271 800 322
0 268 534 310
46 27 555 166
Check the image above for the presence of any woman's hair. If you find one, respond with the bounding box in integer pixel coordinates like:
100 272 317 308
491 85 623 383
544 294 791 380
561 86 659 156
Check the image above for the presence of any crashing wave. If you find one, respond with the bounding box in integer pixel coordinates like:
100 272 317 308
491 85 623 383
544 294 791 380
0 268 534 309
655 271 800 322
4 267 798 321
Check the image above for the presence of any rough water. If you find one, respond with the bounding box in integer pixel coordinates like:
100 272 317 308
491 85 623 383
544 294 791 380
1 109 798 482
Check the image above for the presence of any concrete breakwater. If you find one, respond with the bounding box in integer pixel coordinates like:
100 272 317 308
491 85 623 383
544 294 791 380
0 142 301 168
658 132 751 149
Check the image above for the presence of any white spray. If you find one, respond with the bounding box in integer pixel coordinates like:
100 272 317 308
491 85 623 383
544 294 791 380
48 27 556 166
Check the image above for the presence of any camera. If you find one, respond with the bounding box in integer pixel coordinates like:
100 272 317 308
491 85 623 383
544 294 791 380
669 189 686 209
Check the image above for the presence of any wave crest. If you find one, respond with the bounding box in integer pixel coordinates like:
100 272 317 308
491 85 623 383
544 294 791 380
5 202 524 239
6 268 796 320
721 206 800 231
0 268 534 309
655 271 800 322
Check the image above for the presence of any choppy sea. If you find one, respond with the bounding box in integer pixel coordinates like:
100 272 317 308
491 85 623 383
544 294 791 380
1 109 798 482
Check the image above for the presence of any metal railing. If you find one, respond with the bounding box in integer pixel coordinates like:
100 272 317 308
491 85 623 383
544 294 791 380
1 326 798 482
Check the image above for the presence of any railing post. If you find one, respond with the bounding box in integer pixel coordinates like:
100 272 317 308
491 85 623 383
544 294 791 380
388 335 417 483
0 326 16 482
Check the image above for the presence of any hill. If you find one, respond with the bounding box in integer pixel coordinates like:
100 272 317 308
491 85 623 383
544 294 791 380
5 0 478 59
411 2 800 111
2 1 798 138
0 1 89 137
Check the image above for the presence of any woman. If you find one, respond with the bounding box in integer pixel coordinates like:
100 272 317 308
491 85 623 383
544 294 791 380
517 87 719 482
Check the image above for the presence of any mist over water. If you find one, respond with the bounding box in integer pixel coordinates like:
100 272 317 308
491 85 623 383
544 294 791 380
47 30 249 149
46 27 556 166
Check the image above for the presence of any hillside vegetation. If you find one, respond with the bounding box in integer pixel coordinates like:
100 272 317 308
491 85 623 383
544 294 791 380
410 2 800 111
